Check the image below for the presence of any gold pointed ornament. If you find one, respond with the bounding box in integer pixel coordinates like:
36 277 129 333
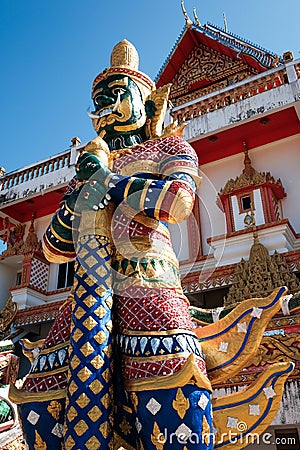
172 388 190 419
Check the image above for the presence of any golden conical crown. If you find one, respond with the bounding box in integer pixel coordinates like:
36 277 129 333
92 40 155 96
110 39 139 70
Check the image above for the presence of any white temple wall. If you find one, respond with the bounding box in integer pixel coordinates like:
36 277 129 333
0 261 18 307
249 134 300 233
199 153 245 255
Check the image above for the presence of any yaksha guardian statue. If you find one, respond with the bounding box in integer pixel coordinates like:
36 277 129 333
11 40 293 450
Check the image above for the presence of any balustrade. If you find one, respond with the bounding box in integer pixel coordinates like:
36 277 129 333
0 151 71 191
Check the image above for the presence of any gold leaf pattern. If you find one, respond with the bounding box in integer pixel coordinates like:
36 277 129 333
99 421 111 439
202 415 211 446
91 355 104 369
87 406 102 422
151 422 164 450
119 416 132 435
77 367 92 382
34 430 47 450
47 400 62 420
94 330 107 344
74 419 88 437
67 406 77 423
64 435 75 450
89 379 103 394
130 392 139 412
82 316 97 331
76 393 91 409
172 388 190 419
85 436 101 449
100 392 111 409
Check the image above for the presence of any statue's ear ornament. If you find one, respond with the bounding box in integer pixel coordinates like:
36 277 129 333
145 83 172 139
145 83 186 139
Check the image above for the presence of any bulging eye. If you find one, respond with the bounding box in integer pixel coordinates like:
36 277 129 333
112 87 126 96
94 95 102 106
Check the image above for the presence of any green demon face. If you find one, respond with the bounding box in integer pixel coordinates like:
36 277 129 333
91 75 147 149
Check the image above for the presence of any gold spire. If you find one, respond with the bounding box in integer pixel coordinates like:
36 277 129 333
181 1 193 28
242 141 255 178
219 141 285 197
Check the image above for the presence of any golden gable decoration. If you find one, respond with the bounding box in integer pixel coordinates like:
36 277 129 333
170 43 255 102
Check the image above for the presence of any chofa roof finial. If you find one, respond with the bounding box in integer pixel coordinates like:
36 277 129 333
193 7 201 27
223 12 228 33
181 1 193 28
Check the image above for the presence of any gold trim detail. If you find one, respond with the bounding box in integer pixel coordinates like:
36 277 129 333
25 366 68 379
57 213 73 230
124 352 192 363
121 328 196 337
119 159 159 177
50 225 73 244
39 340 70 355
43 237 75 264
78 207 113 239
140 179 153 210
123 177 136 201
125 354 211 392
9 383 66 404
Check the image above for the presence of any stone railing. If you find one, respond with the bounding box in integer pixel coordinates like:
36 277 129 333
171 61 300 123
0 150 71 191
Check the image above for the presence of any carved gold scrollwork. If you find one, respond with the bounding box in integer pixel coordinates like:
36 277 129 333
252 334 300 367
170 43 251 103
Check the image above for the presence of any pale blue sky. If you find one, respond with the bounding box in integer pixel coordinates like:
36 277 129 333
1 0 299 173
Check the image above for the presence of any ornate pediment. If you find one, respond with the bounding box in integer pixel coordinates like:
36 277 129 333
0 215 43 260
170 43 256 104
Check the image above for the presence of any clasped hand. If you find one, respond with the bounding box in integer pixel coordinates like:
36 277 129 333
66 152 112 213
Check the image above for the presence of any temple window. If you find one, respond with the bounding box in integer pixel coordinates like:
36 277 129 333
57 261 75 289
15 272 22 286
240 195 251 211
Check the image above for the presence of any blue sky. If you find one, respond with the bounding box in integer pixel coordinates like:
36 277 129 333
1 0 300 173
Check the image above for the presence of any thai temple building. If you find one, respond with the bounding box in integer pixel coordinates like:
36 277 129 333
0 6 299 449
